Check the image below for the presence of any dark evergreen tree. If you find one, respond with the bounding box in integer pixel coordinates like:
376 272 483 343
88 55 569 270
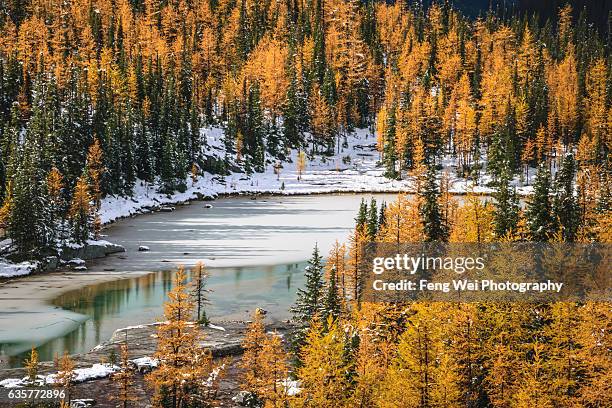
322 266 341 326
420 165 448 242
355 199 368 230
553 154 579 242
245 82 265 173
236 0 252 61
135 108 154 183
159 133 178 192
188 103 202 166
312 0 327 84
493 167 520 238
367 197 378 240
291 244 325 325
57 72 91 190
526 164 556 241
383 105 398 179
378 201 387 229
9 136 53 258
283 41 308 149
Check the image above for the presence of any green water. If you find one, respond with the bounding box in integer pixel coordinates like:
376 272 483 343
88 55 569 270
4 262 305 367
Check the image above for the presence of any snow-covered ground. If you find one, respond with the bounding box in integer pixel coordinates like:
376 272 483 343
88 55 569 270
0 364 119 388
0 259 38 278
99 127 537 225
0 357 222 390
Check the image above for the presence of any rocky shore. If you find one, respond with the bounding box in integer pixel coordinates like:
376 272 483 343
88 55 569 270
0 320 295 407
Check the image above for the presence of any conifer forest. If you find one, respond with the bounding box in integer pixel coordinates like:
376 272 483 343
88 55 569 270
0 0 610 407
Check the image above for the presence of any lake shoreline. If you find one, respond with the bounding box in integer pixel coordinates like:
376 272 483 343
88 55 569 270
0 191 481 369
1 193 395 368
0 320 297 407
100 186 520 228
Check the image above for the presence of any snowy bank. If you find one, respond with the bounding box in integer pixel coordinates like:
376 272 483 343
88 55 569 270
98 127 536 226
0 259 38 278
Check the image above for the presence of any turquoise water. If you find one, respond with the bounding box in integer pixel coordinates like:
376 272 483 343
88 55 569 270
3 261 305 367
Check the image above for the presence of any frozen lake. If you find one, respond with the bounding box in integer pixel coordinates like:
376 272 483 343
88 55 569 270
0 193 397 367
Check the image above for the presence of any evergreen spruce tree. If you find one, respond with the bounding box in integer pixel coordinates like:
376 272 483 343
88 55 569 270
322 265 342 325
283 71 301 149
312 3 327 85
56 74 91 187
383 105 398 179
420 165 448 242
487 131 506 184
493 168 520 238
160 134 178 192
292 244 325 325
283 39 305 149
355 199 368 230
135 111 154 183
526 164 556 241
9 139 53 258
367 198 379 240
245 82 265 172
553 154 579 241
378 202 387 230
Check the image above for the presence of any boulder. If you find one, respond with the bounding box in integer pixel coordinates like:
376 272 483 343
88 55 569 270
67 258 86 266
60 241 125 262
232 391 254 406
43 256 59 272
71 399 96 408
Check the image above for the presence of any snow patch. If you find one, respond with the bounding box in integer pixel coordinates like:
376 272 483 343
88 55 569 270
0 378 25 388
67 258 86 266
0 259 38 278
279 378 301 396
46 363 119 384
130 356 159 372
1 364 119 388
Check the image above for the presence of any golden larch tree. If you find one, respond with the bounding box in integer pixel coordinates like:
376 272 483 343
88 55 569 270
86 138 104 210
259 332 289 407
296 318 351 408
24 347 39 383
69 174 92 243
146 266 216 408
240 309 269 398
112 342 137 408
54 352 76 405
